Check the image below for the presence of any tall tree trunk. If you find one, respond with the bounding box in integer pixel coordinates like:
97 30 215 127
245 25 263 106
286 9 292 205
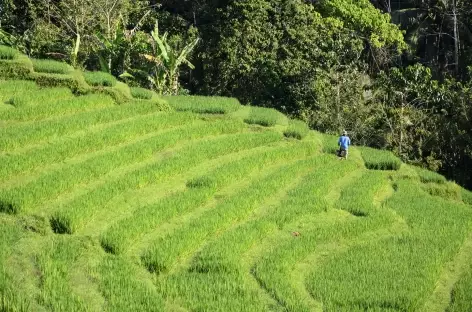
452 0 460 75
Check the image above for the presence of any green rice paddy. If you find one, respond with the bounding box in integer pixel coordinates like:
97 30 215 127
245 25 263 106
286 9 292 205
1 60 472 311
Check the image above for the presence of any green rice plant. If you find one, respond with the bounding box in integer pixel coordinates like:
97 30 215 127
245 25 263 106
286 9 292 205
0 111 195 180
130 87 153 100
244 106 286 127
0 218 34 311
33 71 90 94
415 166 447 184
0 120 246 214
266 155 358 227
0 45 18 60
358 146 402 170
129 98 170 112
0 80 38 103
306 179 472 311
190 220 276 274
98 256 165 311
141 157 317 274
283 119 309 140
422 182 461 201
6 87 73 108
158 271 269 312
0 93 114 123
0 54 33 79
164 95 241 114
186 176 217 189
50 130 282 234
447 262 472 312
100 142 318 255
321 133 341 155
0 112 197 180
83 71 117 87
253 171 393 311
0 102 160 151
95 81 132 104
31 59 73 75
35 237 88 311
462 189 472 206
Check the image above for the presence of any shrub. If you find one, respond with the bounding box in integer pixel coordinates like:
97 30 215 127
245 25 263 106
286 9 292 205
31 59 73 75
358 146 402 170
130 87 153 100
0 45 18 60
283 119 309 140
415 167 447 184
164 96 241 114
84 71 117 87
244 106 286 127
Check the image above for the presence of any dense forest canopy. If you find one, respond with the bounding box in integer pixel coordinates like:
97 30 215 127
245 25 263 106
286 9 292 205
1 0 471 189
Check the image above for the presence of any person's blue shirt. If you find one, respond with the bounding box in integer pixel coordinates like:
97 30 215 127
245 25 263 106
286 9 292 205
338 135 351 149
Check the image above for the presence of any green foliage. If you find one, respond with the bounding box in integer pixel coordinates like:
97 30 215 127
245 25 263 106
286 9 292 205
130 87 153 100
83 71 117 87
315 0 406 50
144 21 199 95
283 119 309 140
0 45 18 60
244 106 286 127
359 146 402 170
164 96 241 114
31 59 73 74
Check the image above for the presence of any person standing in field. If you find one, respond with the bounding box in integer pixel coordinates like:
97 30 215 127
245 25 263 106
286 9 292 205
338 130 351 160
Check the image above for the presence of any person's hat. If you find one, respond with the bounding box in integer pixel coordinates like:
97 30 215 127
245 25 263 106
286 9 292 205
342 130 347 135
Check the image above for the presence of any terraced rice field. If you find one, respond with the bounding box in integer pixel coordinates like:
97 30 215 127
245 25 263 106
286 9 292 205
1 79 472 312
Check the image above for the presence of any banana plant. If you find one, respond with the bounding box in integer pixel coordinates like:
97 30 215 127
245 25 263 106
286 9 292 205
95 24 126 73
143 21 199 95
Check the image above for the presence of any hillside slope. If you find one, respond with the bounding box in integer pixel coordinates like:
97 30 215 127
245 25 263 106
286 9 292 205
1 55 472 311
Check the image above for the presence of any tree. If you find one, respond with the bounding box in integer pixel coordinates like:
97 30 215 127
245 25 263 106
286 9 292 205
374 64 445 167
376 0 472 78
142 21 199 94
